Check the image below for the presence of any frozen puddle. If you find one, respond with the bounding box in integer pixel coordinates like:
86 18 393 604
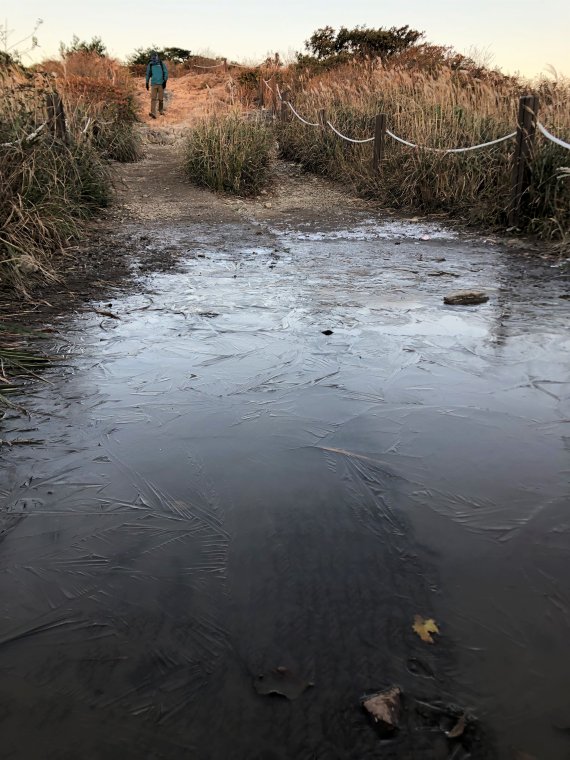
0 215 568 760
275 218 458 241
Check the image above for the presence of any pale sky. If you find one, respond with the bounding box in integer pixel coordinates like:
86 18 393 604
6 0 570 78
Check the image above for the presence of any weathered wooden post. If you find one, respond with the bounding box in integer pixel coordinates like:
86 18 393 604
223 57 228 73
508 95 539 227
268 77 276 116
55 94 67 142
272 78 280 116
46 91 67 142
280 89 290 122
46 92 56 137
373 113 386 172
258 75 264 109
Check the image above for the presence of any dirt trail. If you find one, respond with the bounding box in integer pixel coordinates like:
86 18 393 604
126 71 419 233
100 116 409 287
0 77 535 319
134 70 235 127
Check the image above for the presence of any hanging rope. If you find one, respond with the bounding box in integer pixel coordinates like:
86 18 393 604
386 128 517 153
285 101 320 127
194 61 225 70
262 79 283 102
537 121 570 151
326 121 374 144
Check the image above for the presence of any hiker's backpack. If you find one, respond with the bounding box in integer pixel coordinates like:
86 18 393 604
149 59 166 83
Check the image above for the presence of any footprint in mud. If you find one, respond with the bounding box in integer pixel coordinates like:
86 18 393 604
254 666 314 700
407 656 436 679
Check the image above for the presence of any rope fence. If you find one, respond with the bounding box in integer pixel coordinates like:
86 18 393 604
285 101 319 127
286 103 569 156
537 121 570 151
263 77 569 156
193 61 225 70
255 78 569 226
385 128 517 153
327 120 374 144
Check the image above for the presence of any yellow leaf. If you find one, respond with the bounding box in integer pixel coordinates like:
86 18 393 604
412 615 440 644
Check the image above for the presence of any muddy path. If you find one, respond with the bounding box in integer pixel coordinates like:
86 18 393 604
1 134 569 760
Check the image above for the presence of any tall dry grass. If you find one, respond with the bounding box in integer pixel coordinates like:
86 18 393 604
41 52 143 162
184 111 274 195
1 53 142 292
277 65 570 240
0 67 112 292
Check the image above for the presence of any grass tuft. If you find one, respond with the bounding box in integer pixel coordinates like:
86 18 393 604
1 53 143 292
184 112 274 196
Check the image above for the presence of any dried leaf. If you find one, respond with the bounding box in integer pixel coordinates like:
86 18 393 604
447 713 466 738
412 615 440 644
362 686 401 733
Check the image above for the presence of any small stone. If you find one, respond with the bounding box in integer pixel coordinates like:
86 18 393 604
444 290 489 306
321 329 333 336
264 202 272 209
362 686 401 735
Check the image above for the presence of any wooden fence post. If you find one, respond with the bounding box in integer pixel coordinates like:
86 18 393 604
508 95 539 227
258 75 264 109
223 58 228 73
270 77 278 116
46 91 67 142
373 113 386 172
46 92 56 137
280 89 289 121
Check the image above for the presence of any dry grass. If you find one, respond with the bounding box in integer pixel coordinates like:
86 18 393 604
41 52 143 162
277 64 570 241
184 110 274 195
0 53 142 293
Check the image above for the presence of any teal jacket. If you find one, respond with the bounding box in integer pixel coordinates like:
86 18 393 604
146 60 168 86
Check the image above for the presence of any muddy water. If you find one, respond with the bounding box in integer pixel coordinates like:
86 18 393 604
1 217 569 759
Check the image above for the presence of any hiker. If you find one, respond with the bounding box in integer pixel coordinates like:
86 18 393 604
145 52 168 118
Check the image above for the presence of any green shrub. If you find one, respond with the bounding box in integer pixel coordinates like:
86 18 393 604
184 112 274 196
